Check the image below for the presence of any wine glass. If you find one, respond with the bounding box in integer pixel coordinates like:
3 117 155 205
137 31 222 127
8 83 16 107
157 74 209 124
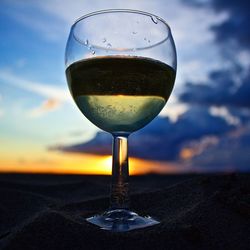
65 9 177 232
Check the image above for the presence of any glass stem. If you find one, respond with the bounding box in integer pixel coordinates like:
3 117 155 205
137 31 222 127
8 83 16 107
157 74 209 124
110 133 129 210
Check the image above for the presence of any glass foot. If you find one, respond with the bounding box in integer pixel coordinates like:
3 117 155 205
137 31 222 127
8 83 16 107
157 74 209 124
86 209 160 232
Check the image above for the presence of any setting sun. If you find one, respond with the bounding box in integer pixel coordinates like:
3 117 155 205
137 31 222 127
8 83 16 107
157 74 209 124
101 155 112 173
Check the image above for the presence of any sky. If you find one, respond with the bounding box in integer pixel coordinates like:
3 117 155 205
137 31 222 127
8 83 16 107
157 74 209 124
0 0 250 175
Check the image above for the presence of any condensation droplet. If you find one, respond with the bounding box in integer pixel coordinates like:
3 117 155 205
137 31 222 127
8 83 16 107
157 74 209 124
132 31 137 35
107 43 112 48
102 38 106 43
91 50 95 55
148 39 151 43
144 37 147 41
84 39 89 46
151 15 158 24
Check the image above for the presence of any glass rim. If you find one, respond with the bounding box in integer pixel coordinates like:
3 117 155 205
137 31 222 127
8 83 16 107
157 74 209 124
71 9 172 52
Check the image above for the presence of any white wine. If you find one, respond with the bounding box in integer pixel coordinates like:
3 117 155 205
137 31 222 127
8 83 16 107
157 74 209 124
75 95 165 132
66 56 176 133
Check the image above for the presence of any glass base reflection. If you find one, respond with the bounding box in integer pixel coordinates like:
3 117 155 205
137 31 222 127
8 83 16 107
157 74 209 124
86 209 159 232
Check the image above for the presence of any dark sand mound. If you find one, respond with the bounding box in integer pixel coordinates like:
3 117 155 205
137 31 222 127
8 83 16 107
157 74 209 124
0 174 249 250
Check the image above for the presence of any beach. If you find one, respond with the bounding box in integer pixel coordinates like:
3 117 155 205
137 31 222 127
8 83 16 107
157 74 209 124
0 173 249 250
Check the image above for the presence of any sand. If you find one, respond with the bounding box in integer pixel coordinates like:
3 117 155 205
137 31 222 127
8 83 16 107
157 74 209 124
0 173 249 250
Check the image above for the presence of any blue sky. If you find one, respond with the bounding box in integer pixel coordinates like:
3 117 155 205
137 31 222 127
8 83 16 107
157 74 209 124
0 0 249 174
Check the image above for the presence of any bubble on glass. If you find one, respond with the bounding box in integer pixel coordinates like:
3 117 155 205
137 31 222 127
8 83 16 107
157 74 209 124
148 39 151 43
132 31 137 35
84 39 89 46
89 45 95 55
144 37 147 41
102 38 107 43
105 43 112 52
151 15 158 24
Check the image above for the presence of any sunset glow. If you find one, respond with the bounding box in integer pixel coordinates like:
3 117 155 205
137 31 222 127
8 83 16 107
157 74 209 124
1 1 249 176
0 151 182 175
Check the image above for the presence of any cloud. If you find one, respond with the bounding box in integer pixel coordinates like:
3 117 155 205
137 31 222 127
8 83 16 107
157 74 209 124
183 125 250 172
51 106 235 161
49 131 112 155
209 106 240 125
179 1 250 118
179 69 250 109
209 0 250 51
176 0 250 172
27 98 62 118
184 0 250 62
160 99 188 122
0 69 70 102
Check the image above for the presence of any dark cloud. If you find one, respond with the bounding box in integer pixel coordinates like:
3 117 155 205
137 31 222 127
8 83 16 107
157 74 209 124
52 106 234 161
180 0 250 110
186 125 250 171
180 70 250 108
184 0 250 50
51 131 112 155
228 107 250 124
210 0 250 50
131 106 234 161
177 0 250 172
180 0 250 115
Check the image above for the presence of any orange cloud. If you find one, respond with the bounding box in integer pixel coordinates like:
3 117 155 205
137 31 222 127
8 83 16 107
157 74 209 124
28 98 62 118
180 136 219 160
